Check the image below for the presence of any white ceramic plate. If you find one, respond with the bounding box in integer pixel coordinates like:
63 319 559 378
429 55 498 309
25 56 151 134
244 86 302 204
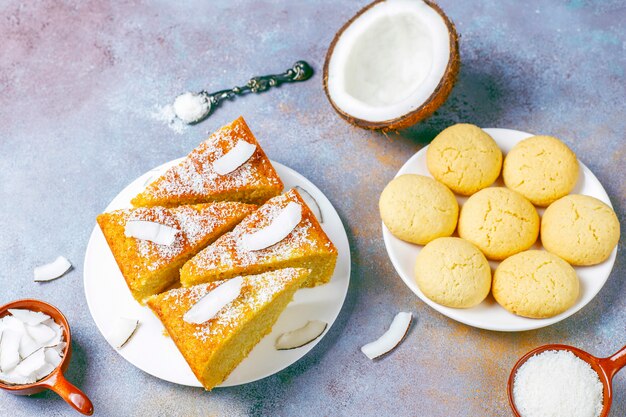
382 128 617 332
84 160 350 387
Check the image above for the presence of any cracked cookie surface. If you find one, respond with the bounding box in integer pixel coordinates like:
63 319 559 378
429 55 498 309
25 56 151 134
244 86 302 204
541 194 620 265
493 250 579 318
414 237 491 308
379 174 458 245
427 124 502 196
458 187 539 260
503 135 579 206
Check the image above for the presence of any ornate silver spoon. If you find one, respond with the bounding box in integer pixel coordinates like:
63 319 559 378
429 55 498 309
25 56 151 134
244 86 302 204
172 61 314 124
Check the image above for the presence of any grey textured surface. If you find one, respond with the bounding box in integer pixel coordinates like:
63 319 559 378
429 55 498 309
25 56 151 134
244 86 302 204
0 0 624 416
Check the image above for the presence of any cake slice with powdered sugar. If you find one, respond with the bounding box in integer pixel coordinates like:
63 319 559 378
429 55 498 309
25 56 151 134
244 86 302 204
131 116 283 208
180 189 337 289
97 202 257 304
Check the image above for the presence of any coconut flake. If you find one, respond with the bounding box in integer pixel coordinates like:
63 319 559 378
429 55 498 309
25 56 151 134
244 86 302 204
14 348 46 378
25 323 56 346
0 369 34 385
0 330 21 372
8 309 49 326
18 332 40 359
33 256 72 282
295 186 323 223
33 362 56 381
125 220 179 246
361 312 412 360
212 140 257 175
240 202 302 251
107 317 139 349
41 318 63 347
184 276 244 324
1 315 25 333
44 348 62 368
50 341 67 356
275 320 328 350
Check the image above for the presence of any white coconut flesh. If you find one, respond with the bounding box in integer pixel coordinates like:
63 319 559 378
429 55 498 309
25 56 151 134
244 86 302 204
327 0 451 123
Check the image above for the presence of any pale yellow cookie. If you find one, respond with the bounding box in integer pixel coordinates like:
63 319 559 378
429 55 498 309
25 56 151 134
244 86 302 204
503 135 579 206
427 124 502 195
379 174 458 245
541 194 620 266
414 237 491 308
458 187 539 260
493 250 579 318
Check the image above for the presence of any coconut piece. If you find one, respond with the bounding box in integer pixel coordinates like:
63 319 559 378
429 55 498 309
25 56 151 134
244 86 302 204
241 202 302 251
295 186 323 223
0 369 34 385
275 320 328 350
50 341 67 356
18 332 40 359
125 220 179 246
33 256 72 282
323 0 459 130
14 348 46 378
44 347 63 368
8 309 49 326
108 317 139 349
25 323 56 346
361 312 412 360
1 315 25 333
213 140 257 175
41 318 63 347
184 276 244 324
34 362 56 381
0 330 21 372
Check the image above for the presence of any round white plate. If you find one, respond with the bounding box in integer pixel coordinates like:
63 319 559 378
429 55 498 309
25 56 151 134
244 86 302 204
383 128 617 332
84 160 351 387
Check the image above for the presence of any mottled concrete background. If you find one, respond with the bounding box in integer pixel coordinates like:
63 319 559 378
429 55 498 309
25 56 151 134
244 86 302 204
0 0 624 416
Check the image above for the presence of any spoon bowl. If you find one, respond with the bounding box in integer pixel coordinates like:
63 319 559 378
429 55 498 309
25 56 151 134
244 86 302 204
508 343 626 417
0 299 94 415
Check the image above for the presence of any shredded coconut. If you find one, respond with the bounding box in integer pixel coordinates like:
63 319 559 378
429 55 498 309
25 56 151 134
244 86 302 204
513 350 604 417
172 92 210 124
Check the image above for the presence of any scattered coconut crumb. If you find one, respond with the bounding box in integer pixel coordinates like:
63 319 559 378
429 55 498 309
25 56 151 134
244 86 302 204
151 104 187 135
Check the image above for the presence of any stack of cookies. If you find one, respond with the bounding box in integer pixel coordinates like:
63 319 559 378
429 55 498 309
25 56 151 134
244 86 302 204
379 124 620 319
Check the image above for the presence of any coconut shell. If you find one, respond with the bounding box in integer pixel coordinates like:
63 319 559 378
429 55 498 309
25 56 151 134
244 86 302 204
323 0 460 131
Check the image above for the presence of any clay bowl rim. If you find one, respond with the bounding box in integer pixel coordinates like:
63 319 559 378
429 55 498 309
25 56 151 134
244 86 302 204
0 298 72 393
507 343 612 417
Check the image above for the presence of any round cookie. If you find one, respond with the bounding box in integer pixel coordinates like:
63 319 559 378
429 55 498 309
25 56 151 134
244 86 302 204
414 237 491 308
379 174 458 245
458 187 539 260
493 250 579 318
503 135 579 206
427 124 502 195
541 194 620 266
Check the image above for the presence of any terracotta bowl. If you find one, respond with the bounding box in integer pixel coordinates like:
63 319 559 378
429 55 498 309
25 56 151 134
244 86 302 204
508 343 626 417
0 299 94 415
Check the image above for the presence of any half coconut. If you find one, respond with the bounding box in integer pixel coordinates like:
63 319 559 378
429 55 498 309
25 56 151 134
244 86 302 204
323 0 459 130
